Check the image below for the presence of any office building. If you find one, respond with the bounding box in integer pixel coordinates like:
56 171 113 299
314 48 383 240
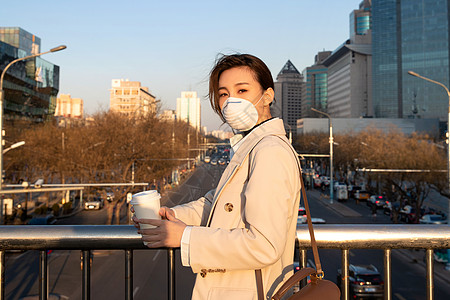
159 109 177 122
0 27 60 122
274 60 304 135
55 94 83 119
321 0 372 118
372 0 450 126
109 79 156 117
302 51 331 118
176 91 201 130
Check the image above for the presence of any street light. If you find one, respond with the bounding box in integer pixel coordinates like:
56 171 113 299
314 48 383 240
408 70 450 271
0 45 66 223
311 107 334 203
2 141 25 154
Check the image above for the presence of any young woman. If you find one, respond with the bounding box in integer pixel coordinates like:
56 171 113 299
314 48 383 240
134 54 301 299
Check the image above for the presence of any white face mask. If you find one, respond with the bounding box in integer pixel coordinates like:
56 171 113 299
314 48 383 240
221 93 264 131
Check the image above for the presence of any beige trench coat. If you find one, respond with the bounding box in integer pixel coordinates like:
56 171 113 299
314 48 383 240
172 119 301 300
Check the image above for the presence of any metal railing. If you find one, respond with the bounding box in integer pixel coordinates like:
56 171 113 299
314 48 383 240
0 224 449 300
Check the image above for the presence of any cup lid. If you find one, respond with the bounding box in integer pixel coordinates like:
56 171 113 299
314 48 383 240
130 190 161 205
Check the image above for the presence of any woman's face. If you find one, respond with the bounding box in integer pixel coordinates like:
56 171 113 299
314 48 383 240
218 66 273 124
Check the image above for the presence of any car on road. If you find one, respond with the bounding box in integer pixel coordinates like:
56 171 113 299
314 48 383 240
298 206 306 216
84 196 104 210
27 214 57 225
337 264 384 299
354 190 371 201
210 159 218 166
334 183 348 201
218 158 226 165
313 176 322 188
297 215 326 224
399 205 420 223
105 190 115 203
204 156 211 163
367 195 387 209
419 214 448 224
320 176 330 187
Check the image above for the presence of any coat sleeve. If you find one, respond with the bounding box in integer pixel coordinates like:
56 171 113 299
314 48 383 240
188 140 299 273
171 189 215 226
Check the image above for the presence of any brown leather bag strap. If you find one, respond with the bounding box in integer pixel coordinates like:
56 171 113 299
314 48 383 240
299 174 323 276
256 269 265 300
271 267 318 300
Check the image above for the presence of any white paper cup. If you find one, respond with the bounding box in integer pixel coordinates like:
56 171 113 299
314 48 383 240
131 190 161 245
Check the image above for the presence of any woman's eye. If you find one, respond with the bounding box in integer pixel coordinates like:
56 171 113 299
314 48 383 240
238 89 247 94
219 93 228 98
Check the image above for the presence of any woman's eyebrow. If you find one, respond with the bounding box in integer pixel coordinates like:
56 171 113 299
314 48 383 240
218 82 249 90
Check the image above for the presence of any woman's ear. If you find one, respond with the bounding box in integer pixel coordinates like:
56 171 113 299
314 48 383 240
264 88 275 106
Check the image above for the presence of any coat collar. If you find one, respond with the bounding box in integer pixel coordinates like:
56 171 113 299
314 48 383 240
229 118 286 167
206 118 287 226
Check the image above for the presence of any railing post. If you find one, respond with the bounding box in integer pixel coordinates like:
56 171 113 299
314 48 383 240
125 250 133 300
81 250 91 300
426 249 434 300
39 250 48 300
0 250 4 300
299 249 307 288
341 249 349 300
384 249 391 300
168 248 175 300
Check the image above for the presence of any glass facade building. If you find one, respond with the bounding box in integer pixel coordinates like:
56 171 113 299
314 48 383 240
372 0 449 122
0 27 60 121
302 51 331 118
305 68 328 112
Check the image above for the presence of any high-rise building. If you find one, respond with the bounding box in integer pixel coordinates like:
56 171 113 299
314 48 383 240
350 0 372 44
109 79 156 117
372 0 449 125
176 91 201 130
302 51 331 118
0 27 60 122
274 60 304 134
321 0 372 118
55 94 83 119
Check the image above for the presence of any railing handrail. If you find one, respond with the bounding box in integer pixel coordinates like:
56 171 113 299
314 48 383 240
0 224 448 250
1 224 449 300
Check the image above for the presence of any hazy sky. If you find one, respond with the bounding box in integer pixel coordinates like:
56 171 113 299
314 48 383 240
2 0 360 131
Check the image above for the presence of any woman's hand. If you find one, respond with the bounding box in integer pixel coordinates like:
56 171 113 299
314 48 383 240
136 210 186 248
159 206 175 220
131 206 174 229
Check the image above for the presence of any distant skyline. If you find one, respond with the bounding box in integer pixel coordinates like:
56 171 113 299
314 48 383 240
1 0 361 131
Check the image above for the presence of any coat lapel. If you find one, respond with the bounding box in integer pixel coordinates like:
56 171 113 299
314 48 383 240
206 119 287 226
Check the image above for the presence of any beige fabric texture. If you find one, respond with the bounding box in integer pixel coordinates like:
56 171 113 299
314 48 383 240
172 119 301 300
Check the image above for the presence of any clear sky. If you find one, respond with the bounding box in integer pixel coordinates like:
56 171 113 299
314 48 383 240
2 0 360 132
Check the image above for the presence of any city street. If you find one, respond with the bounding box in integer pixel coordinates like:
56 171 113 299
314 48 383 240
3 163 450 299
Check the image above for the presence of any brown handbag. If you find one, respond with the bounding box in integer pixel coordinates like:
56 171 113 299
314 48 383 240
256 173 341 300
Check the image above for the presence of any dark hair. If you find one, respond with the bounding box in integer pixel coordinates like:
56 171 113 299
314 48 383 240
208 54 274 122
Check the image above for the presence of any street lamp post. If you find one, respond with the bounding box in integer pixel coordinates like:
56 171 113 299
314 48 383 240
2 141 25 155
408 70 450 271
311 107 334 203
0 45 66 223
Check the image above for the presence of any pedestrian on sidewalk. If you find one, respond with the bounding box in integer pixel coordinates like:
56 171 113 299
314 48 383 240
133 54 301 300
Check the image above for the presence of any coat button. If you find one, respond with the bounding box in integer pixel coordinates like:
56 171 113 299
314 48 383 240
224 203 233 212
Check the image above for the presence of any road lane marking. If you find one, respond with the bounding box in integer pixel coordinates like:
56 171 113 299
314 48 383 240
133 286 140 297
395 293 407 300
153 250 161 261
